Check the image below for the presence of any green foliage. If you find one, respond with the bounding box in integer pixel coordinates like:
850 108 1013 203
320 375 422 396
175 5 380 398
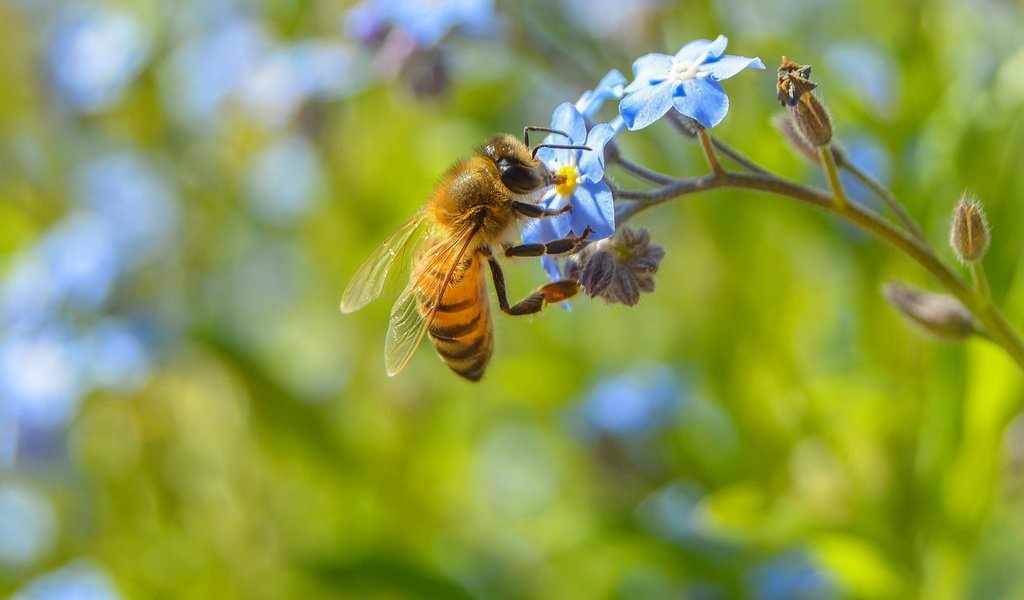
4 0 1024 598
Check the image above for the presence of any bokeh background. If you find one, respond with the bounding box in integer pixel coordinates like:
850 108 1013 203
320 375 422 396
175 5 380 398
3 0 1024 598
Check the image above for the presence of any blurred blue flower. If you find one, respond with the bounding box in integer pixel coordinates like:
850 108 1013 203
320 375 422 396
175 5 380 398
635 480 706 540
620 35 764 130
826 43 899 115
0 328 84 430
563 0 662 41
246 135 324 224
836 133 891 205
1 253 60 334
576 364 681 437
74 153 179 265
747 552 836 600
39 214 121 313
345 0 497 48
522 103 617 245
162 17 270 123
575 69 627 119
289 41 369 101
82 319 153 394
0 483 56 568
47 6 151 113
13 560 123 600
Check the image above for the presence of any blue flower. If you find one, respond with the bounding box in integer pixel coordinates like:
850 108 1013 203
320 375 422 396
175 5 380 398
577 365 681 437
746 551 836 600
13 560 123 600
575 69 627 119
345 0 496 48
246 135 324 225
619 35 764 130
47 6 151 114
522 103 617 247
0 328 85 430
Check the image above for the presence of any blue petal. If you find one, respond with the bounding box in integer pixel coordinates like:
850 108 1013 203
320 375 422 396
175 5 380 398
534 145 565 169
625 53 672 92
570 180 615 240
674 79 729 128
576 69 627 117
579 123 615 180
522 214 559 244
703 54 765 80
549 101 587 146
674 35 728 63
620 80 676 130
594 69 626 99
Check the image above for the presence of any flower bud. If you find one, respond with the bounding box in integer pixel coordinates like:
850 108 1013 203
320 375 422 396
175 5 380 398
772 113 845 166
950 195 990 263
883 282 975 340
777 56 832 148
565 227 665 306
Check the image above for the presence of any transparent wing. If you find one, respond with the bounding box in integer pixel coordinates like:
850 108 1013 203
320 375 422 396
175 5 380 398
340 210 428 313
384 220 481 377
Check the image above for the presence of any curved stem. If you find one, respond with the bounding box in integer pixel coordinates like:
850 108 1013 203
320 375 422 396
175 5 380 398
820 145 848 208
698 129 725 176
710 136 769 175
610 154 677 185
971 261 991 306
613 170 1024 372
843 160 930 245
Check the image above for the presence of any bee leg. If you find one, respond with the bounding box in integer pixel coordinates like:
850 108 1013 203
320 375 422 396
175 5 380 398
485 254 578 316
511 201 571 219
504 226 592 258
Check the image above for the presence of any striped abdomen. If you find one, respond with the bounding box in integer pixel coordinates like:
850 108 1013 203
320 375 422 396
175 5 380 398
415 252 493 381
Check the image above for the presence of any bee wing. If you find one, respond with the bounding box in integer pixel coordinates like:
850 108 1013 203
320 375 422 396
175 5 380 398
340 210 429 313
384 220 482 377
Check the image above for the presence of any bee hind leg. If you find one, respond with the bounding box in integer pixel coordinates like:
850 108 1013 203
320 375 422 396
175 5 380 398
505 226 592 258
485 254 578 316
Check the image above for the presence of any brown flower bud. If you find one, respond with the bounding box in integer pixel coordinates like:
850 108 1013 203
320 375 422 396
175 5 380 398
950 195 990 263
565 227 665 306
883 282 975 340
777 56 832 148
772 113 845 166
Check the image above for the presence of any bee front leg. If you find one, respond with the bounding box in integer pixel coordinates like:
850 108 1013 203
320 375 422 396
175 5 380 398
504 226 592 258
511 200 571 219
484 253 578 316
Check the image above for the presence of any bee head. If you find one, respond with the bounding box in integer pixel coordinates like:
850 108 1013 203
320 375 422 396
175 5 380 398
482 134 551 194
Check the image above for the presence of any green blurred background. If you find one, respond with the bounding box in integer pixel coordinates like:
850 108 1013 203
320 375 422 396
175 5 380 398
3 0 1024 598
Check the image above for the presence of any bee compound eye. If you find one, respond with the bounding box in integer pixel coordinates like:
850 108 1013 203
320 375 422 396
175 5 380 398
499 163 543 194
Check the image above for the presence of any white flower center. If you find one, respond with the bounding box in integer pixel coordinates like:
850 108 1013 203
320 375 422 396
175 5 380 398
668 52 710 83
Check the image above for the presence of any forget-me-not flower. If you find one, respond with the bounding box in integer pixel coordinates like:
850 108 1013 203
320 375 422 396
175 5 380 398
522 102 617 249
575 69 626 119
345 0 496 48
620 35 764 130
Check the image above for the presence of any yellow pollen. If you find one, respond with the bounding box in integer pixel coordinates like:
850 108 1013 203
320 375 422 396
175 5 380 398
555 164 579 196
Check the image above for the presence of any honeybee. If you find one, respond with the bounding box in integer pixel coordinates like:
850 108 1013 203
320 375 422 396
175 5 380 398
340 128 593 381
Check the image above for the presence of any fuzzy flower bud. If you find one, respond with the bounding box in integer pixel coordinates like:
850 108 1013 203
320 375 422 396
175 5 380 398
950 195 990 263
772 113 845 166
883 282 975 340
565 227 665 306
777 56 832 148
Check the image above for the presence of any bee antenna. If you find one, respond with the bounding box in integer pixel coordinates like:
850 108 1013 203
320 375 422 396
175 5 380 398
523 126 570 146
531 143 591 159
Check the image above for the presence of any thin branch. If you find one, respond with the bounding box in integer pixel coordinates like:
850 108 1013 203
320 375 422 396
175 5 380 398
698 129 725 176
820 145 848 208
710 137 770 175
842 160 930 245
610 154 677 185
612 169 1024 372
